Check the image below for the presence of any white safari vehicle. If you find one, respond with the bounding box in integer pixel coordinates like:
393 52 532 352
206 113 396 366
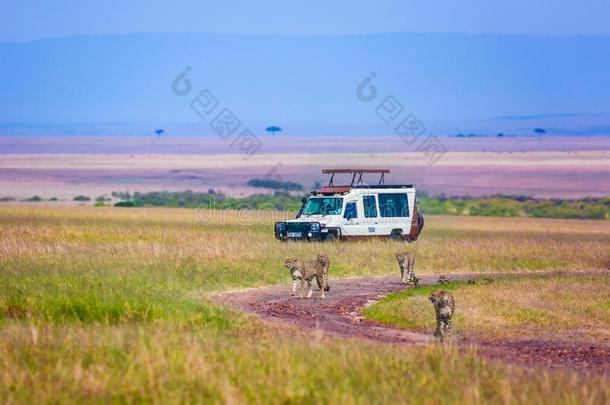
275 168 424 242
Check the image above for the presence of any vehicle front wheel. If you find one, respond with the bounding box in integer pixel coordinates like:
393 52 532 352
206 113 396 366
324 232 337 242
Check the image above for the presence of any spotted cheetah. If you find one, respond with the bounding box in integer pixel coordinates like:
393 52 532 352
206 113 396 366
284 254 330 299
428 290 455 342
437 275 451 285
395 252 416 285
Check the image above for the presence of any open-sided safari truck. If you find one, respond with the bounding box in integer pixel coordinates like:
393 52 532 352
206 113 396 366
274 168 424 242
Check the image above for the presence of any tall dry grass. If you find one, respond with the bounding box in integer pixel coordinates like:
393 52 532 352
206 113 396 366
1 206 609 403
1 323 609 404
2 206 608 279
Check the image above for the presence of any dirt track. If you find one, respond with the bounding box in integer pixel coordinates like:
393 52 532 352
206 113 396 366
214 271 610 374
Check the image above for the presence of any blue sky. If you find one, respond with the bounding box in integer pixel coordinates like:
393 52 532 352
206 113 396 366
2 1 610 136
4 0 610 41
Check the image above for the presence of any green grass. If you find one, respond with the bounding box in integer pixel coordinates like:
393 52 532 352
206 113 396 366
1 273 235 327
0 206 609 403
364 275 610 342
364 281 469 330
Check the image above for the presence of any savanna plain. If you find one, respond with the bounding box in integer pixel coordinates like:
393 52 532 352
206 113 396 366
1 206 609 404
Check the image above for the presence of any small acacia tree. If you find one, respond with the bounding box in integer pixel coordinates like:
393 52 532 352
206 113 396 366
534 128 546 139
265 126 282 136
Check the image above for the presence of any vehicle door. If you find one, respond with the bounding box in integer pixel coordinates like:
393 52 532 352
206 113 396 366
361 194 380 236
340 200 366 236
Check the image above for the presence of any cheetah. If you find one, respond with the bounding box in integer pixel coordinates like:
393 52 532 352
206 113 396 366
284 254 330 299
395 252 416 285
428 290 455 342
467 277 494 286
437 275 451 285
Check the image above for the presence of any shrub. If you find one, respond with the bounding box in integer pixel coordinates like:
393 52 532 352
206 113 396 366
114 201 136 207
107 190 609 221
73 195 91 201
247 178 304 191
418 195 609 220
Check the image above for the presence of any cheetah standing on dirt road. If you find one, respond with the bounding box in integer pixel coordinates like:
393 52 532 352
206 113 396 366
428 290 455 342
395 252 417 285
284 254 330 299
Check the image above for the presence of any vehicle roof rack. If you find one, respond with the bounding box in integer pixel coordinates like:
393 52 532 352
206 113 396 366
322 168 390 187
353 184 413 189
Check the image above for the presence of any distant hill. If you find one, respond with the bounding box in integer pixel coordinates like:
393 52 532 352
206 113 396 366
1 32 610 136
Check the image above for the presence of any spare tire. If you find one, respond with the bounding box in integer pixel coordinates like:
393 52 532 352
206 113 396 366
418 212 425 231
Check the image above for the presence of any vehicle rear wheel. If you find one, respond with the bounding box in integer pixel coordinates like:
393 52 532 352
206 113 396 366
390 230 403 241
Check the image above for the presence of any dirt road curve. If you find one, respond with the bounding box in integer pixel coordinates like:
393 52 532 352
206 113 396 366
214 271 610 374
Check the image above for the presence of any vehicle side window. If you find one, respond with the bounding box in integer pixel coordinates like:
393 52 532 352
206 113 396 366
378 193 409 217
343 202 357 219
363 195 377 218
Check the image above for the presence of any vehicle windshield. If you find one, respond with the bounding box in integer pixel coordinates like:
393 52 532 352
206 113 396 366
303 197 344 216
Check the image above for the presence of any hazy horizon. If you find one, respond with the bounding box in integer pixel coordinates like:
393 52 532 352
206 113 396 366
2 31 610 137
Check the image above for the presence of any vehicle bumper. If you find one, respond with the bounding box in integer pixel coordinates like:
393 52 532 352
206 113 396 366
274 222 324 241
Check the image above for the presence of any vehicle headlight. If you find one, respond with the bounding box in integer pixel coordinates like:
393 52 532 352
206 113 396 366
275 222 286 231
310 223 320 231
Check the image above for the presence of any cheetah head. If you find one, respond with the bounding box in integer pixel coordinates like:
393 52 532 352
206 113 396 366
316 254 329 266
395 252 405 264
284 258 299 271
428 291 441 304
